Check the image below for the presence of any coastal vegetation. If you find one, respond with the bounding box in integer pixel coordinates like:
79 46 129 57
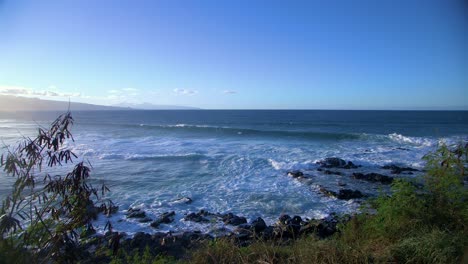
0 113 467 263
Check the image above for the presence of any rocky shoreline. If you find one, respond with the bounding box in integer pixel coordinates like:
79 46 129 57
79 157 422 261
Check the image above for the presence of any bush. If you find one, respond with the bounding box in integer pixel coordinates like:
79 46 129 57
191 142 468 263
0 112 113 262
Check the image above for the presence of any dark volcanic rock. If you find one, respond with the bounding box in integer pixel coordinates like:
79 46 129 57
382 164 419 174
278 214 291 225
151 211 176 228
119 231 212 260
337 189 364 200
250 217 267 233
317 158 359 169
287 170 304 178
319 157 346 168
222 213 247 226
343 161 359 169
126 208 146 219
352 172 394 184
320 169 343 175
184 212 209 223
319 187 364 200
139 217 153 223
273 215 303 238
319 187 337 198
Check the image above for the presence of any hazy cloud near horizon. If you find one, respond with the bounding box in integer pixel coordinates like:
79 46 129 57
0 85 81 98
173 88 198 96
223 90 237 94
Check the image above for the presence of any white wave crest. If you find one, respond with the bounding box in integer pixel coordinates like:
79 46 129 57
268 159 315 171
388 133 433 147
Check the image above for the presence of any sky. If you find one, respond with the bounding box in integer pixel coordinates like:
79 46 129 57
0 0 467 109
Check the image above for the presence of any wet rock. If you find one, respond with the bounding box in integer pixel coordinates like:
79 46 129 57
184 212 209 223
234 226 252 240
274 215 302 238
395 147 410 151
299 213 348 239
250 217 267 233
222 213 247 226
139 217 153 223
323 170 343 175
382 164 419 174
126 208 146 219
317 158 359 169
287 170 304 178
352 172 394 184
261 226 275 240
319 187 364 200
343 161 359 169
319 187 338 198
278 214 291 225
337 189 364 200
320 157 346 167
151 211 176 228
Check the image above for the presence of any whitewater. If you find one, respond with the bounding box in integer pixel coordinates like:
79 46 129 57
0 110 466 235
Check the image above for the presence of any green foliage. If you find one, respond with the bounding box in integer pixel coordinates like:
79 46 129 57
0 112 112 263
391 228 466 264
110 246 177 264
191 142 468 263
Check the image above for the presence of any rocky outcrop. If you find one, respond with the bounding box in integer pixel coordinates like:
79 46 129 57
119 231 212 259
151 211 176 228
184 212 210 223
126 208 146 219
352 172 394 184
317 158 359 169
382 164 419 174
250 217 267 233
317 168 343 175
222 213 247 226
319 187 364 200
287 170 305 178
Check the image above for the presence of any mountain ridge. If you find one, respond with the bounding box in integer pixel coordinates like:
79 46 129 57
0 95 199 111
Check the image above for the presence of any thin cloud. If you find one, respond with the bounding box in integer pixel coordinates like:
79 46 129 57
122 88 139 92
223 90 237 94
173 88 198 96
0 85 81 97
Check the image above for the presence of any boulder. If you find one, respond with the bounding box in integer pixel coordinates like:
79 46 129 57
382 164 419 174
287 170 304 178
352 173 393 184
151 211 176 228
337 189 364 200
321 157 346 167
126 208 146 219
317 158 359 169
250 217 267 233
184 212 209 223
222 213 247 226
139 217 153 223
319 187 364 200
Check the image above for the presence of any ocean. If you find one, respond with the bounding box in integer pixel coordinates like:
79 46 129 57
0 110 467 235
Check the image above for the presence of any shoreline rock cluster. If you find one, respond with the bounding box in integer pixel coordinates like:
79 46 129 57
287 157 420 200
83 210 348 261
82 157 420 261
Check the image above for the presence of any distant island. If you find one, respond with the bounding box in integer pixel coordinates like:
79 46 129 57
0 95 200 111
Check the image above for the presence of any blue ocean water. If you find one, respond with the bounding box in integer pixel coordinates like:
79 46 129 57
0 110 467 234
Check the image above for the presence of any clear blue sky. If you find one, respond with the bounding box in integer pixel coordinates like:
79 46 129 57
0 0 466 109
